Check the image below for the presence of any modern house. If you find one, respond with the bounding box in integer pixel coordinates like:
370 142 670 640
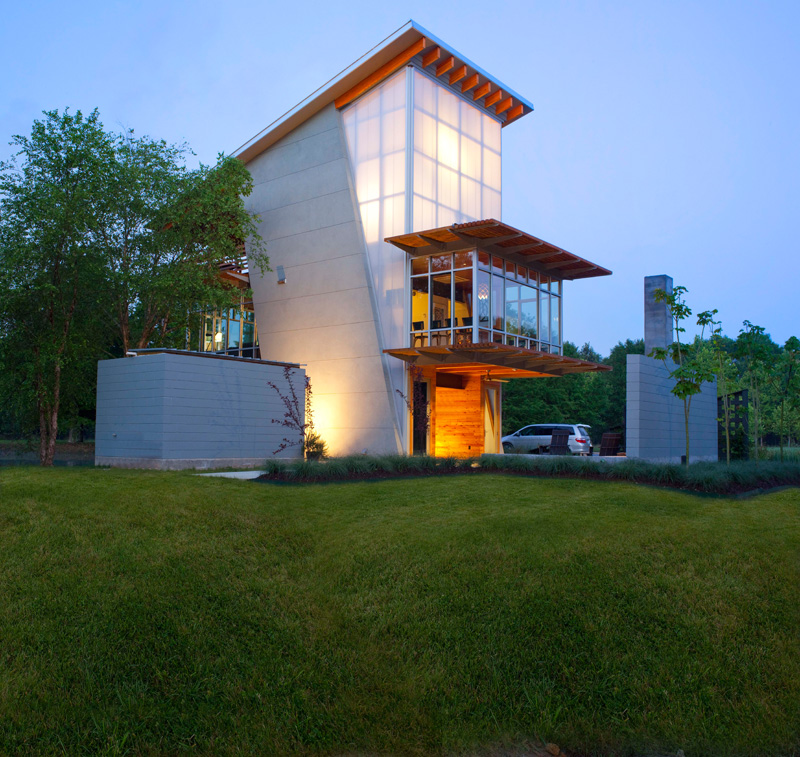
226 21 612 457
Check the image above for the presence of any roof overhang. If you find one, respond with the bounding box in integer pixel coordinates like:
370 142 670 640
233 21 534 164
384 343 611 379
386 219 612 281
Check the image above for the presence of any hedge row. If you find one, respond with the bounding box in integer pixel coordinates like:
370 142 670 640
259 454 800 494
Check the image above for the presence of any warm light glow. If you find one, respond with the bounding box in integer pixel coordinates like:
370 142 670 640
214 332 223 344
437 123 459 169
478 282 490 301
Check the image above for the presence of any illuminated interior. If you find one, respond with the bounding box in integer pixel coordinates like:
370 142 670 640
190 296 260 359
410 249 562 353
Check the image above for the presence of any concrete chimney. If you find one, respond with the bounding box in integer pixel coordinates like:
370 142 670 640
644 275 673 355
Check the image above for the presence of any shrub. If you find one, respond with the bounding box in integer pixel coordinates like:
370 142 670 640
258 452 800 493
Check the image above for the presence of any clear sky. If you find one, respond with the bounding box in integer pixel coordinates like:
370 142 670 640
2 0 798 356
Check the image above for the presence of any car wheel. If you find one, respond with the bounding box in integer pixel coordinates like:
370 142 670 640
502 442 513 454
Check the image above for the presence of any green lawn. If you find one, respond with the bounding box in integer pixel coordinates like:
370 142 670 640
0 468 798 756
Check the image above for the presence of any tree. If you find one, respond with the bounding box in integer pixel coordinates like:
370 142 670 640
502 339 643 444
696 311 738 465
735 321 775 460
766 337 800 462
0 109 113 465
0 109 269 464
97 132 268 354
649 286 714 467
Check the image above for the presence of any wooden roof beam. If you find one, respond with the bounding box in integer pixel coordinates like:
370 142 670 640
422 46 441 68
461 73 480 93
541 258 573 270
418 233 449 251
484 89 503 108
495 96 514 115
504 103 525 125
335 37 427 109
449 64 467 85
473 81 492 101
436 56 455 77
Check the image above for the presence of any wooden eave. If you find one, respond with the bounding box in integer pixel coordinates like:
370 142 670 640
384 343 611 379
335 38 534 126
386 219 612 281
233 21 533 164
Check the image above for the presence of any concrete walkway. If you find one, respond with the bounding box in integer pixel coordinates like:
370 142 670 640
196 470 263 479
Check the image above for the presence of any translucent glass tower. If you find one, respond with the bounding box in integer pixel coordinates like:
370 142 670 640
342 68 504 433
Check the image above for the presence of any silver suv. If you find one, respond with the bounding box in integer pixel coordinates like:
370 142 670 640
501 424 593 455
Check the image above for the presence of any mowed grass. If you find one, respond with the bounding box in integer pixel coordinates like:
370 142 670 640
0 469 798 756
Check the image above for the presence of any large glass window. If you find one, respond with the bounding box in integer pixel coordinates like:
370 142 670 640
431 272 452 333
411 276 430 332
477 270 491 329
492 274 504 332
539 291 550 344
190 297 260 359
409 253 474 346
407 251 561 353
520 287 538 339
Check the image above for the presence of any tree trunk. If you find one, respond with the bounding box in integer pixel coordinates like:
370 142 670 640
37 363 61 466
725 405 731 466
684 399 690 467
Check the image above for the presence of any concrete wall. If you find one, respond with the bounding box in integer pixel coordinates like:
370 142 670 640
644 275 673 355
626 354 718 463
95 352 305 469
244 103 400 456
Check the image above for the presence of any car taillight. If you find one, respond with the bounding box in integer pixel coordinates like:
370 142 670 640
575 438 588 443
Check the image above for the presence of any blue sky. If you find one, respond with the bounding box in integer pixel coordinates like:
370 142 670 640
2 0 797 356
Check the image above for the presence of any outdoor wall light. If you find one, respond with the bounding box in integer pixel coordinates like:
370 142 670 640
277 265 286 284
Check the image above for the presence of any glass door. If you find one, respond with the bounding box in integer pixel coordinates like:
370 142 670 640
483 384 501 454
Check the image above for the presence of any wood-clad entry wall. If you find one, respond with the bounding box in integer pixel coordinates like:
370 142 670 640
433 374 483 457
414 368 502 457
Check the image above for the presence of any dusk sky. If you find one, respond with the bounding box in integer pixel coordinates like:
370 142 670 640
2 0 797 356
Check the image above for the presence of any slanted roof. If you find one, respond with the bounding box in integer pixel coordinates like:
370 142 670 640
384 343 610 379
386 219 612 281
233 21 534 164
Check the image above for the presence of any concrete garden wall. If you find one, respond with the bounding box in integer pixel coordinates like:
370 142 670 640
626 354 718 463
95 352 305 469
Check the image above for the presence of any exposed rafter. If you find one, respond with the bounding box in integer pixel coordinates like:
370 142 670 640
422 46 441 67
383 343 611 379
385 219 612 281
449 64 467 85
473 81 491 100
436 56 455 76
484 89 503 108
461 73 480 92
